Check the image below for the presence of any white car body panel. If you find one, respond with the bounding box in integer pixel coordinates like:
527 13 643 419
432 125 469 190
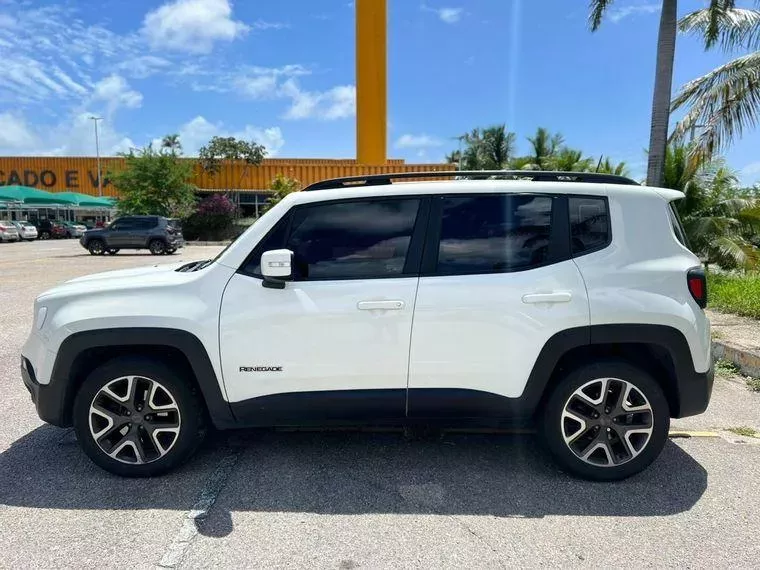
219 273 419 403
408 259 590 398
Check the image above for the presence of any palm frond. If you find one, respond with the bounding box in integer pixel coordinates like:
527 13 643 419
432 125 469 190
588 0 615 31
710 235 759 268
680 5 760 52
671 51 760 162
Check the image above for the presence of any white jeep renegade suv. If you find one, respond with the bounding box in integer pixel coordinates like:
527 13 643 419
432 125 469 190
21 171 713 481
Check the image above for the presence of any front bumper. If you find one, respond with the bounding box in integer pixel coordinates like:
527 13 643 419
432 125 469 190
21 357 69 427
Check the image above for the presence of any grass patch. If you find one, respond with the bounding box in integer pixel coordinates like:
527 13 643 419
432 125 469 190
708 271 760 319
727 426 759 438
746 377 760 392
715 358 739 376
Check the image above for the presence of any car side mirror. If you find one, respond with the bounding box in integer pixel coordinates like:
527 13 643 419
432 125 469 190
260 249 294 289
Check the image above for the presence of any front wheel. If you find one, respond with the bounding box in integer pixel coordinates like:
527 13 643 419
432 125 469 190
149 239 166 255
72 357 206 477
39 231 50 240
87 240 105 255
542 361 670 481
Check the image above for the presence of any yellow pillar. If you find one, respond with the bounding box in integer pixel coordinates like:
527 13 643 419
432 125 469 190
356 0 387 165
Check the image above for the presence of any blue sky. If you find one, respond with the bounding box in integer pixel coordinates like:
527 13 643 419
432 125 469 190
1 0 759 184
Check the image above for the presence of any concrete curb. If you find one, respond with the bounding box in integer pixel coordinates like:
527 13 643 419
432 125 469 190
713 340 760 378
185 241 232 246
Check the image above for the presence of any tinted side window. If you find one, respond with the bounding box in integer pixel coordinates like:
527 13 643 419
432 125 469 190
242 216 291 276
569 197 610 256
111 218 135 231
668 202 689 248
133 218 156 230
287 199 421 280
436 194 553 275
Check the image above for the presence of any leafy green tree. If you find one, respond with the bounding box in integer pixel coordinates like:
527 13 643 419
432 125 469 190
665 143 760 269
672 2 760 164
266 174 301 211
589 0 677 187
525 127 565 170
197 136 267 175
110 143 197 218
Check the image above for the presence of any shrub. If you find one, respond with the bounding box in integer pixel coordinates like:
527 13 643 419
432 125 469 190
183 194 237 241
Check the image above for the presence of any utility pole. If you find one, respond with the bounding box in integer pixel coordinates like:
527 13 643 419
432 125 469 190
90 116 103 197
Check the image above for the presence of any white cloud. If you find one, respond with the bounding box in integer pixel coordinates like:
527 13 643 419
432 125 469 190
251 19 289 30
395 134 444 149
92 74 143 114
0 111 135 157
607 3 660 23
280 79 356 120
422 4 463 24
116 55 172 79
0 113 38 151
0 13 16 27
161 115 285 156
142 0 249 54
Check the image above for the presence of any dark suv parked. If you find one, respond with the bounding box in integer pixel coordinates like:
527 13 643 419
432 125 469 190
80 215 184 255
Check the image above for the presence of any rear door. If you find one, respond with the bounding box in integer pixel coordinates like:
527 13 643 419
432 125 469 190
407 193 591 419
219 196 429 425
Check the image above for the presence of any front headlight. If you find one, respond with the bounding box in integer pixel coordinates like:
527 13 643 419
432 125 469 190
36 306 48 330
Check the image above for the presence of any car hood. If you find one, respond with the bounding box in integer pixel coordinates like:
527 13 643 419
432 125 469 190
36 261 195 301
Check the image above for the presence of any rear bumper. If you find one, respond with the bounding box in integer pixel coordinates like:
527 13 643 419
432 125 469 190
674 360 714 418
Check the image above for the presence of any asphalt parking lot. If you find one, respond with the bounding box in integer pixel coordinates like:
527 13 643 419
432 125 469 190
1 239 759 568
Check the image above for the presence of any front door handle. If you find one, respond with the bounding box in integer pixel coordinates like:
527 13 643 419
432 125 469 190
357 300 405 311
522 292 572 304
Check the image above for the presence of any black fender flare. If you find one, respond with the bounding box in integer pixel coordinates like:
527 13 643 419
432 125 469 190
46 328 235 429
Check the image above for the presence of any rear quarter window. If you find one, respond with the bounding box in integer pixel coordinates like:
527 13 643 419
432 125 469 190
668 202 690 248
569 196 610 256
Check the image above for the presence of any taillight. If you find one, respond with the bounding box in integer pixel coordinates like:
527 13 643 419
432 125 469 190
687 268 707 309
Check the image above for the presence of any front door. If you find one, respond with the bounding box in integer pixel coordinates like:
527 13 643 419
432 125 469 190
219 196 429 425
107 218 136 247
407 193 591 419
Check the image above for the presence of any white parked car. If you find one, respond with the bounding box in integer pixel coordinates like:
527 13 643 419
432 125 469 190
0 221 20 242
21 171 713 480
12 221 38 241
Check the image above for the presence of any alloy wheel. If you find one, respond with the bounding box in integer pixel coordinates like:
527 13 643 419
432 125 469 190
561 377 653 467
88 375 182 465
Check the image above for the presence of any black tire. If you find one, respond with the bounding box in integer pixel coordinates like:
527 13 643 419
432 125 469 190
165 248 177 255
72 357 207 477
87 239 105 255
39 230 50 240
149 239 166 255
542 360 670 481
106 248 120 255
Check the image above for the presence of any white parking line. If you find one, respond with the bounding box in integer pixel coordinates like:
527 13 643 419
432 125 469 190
156 445 243 569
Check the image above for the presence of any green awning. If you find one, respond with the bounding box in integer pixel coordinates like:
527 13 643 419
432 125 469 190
55 191 115 208
0 185 72 205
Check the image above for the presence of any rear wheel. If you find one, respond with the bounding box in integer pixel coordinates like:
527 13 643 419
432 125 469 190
39 230 50 240
72 357 206 477
542 361 670 481
149 239 166 255
106 248 119 255
87 239 105 255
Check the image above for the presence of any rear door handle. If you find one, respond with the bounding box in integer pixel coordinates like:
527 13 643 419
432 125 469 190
357 300 405 311
522 292 572 304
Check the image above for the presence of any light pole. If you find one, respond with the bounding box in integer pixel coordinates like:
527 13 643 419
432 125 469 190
90 116 103 197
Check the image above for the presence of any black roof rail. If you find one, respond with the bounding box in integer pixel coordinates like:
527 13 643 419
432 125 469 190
302 170 640 191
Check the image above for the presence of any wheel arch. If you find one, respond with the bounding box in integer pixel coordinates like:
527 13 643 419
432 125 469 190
49 328 235 429
524 324 707 419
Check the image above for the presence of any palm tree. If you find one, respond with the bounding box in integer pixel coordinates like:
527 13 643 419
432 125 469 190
453 125 516 170
671 2 760 164
589 0 678 188
595 157 631 177
664 143 760 269
161 134 182 155
525 127 564 170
